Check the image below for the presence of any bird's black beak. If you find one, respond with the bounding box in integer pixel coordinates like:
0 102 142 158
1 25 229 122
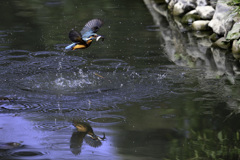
99 133 106 140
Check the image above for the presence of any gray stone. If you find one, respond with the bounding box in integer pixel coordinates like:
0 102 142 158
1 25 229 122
192 20 210 30
185 9 198 15
173 1 185 15
168 0 178 10
196 6 215 19
209 0 218 8
196 0 208 6
208 1 235 36
173 0 196 16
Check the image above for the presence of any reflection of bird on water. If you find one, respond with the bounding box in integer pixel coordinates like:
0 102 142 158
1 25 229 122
0 97 14 109
0 142 22 151
0 97 13 102
65 19 104 50
70 121 105 155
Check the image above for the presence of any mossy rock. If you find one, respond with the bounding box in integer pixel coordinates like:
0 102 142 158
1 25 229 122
232 39 240 59
209 33 221 42
182 14 201 24
226 22 240 40
213 37 230 49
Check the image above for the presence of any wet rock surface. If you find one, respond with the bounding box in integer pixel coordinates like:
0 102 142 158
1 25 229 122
208 0 234 36
196 6 215 19
191 20 210 30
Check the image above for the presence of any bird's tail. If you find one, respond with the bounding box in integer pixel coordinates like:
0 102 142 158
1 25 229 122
65 43 77 50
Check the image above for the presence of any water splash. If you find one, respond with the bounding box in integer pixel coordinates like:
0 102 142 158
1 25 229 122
54 77 92 89
53 69 92 90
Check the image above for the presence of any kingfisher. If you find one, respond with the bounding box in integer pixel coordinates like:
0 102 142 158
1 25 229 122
65 19 104 50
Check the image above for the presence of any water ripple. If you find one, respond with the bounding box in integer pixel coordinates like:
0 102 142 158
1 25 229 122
88 114 125 125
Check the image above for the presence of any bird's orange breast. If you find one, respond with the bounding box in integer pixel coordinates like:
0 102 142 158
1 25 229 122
73 44 87 50
72 40 92 50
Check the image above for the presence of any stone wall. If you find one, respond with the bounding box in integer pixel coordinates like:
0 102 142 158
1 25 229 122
156 0 240 57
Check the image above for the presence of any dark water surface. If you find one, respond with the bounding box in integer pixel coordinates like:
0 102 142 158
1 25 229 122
1 0 240 159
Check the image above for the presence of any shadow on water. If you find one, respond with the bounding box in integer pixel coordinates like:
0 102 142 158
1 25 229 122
1 0 240 159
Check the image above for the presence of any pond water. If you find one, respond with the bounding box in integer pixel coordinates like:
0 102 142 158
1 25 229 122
1 0 240 159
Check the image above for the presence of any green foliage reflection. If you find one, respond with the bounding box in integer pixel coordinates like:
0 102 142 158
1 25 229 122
166 129 240 160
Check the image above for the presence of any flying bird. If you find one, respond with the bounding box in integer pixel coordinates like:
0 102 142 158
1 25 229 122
65 19 104 50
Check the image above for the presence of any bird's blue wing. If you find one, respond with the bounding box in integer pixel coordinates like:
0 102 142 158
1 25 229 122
80 19 103 38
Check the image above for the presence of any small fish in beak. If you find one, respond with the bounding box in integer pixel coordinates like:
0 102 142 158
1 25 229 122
96 35 104 41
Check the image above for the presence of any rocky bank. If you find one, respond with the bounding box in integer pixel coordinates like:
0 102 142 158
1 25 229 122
143 0 240 83
147 0 240 58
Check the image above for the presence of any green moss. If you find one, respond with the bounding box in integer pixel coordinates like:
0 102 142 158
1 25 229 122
228 0 240 15
226 23 240 40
